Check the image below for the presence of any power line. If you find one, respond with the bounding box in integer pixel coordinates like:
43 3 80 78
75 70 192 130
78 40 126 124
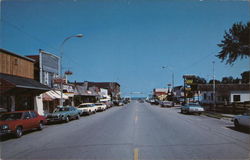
0 19 59 53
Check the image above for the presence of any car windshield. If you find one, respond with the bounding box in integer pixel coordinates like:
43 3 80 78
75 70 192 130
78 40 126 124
0 113 23 121
54 108 70 112
95 103 102 105
79 105 91 108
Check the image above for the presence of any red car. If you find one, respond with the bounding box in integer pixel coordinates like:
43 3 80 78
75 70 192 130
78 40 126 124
0 110 46 138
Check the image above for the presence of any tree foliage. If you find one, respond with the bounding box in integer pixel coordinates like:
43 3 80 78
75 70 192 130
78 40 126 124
241 71 250 84
217 22 250 64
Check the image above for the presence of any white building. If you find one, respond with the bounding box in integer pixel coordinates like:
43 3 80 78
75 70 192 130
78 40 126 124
198 84 250 105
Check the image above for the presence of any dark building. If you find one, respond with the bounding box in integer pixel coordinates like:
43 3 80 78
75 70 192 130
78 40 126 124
0 48 50 113
73 81 120 100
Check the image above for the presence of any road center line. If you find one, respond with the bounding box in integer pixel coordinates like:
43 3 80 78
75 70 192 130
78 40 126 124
135 115 138 124
134 148 139 160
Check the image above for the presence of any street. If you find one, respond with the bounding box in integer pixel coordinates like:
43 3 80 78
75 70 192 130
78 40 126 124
1 101 250 160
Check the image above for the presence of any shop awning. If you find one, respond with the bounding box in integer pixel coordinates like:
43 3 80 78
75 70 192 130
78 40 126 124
54 91 69 99
42 92 54 101
43 90 69 100
0 73 50 95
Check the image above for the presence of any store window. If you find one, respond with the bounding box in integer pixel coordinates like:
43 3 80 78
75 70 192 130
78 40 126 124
233 95 241 102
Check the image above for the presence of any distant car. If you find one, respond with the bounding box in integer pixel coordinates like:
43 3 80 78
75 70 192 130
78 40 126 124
160 101 172 108
233 110 250 129
113 100 124 106
150 99 159 105
104 101 113 108
78 103 96 115
46 106 81 123
95 103 107 111
138 99 144 103
0 111 46 138
181 103 204 115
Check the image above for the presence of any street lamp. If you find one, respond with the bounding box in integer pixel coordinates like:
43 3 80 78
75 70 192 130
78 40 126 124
162 66 175 105
59 34 83 106
162 66 174 91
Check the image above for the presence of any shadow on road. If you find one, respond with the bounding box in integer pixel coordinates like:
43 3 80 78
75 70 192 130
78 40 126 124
226 126 250 134
0 129 39 142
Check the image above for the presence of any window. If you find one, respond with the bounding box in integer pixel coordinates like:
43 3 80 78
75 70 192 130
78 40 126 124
30 111 37 118
233 95 241 102
23 112 31 119
211 93 214 101
14 59 18 65
204 93 207 100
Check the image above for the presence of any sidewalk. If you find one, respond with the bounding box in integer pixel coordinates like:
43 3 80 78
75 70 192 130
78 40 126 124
203 111 236 121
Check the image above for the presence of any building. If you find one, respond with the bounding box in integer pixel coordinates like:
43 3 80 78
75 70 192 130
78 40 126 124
27 49 60 88
83 81 120 100
153 88 169 100
0 48 50 114
198 84 250 105
27 50 69 113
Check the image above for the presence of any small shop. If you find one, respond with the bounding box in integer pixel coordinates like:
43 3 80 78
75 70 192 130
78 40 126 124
42 90 69 113
0 73 50 113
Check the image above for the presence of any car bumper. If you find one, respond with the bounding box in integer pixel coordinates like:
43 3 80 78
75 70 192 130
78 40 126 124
189 110 204 113
0 129 12 136
46 117 64 122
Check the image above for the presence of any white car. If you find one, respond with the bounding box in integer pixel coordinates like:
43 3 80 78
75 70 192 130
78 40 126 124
233 110 250 129
181 103 204 115
95 103 107 112
77 103 96 115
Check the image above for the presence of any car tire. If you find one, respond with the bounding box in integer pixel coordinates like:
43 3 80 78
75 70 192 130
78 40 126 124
181 109 183 114
76 114 80 120
38 121 44 130
15 126 23 138
234 119 240 128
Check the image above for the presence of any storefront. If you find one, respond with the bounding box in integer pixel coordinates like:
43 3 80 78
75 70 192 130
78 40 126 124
42 90 69 113
0 73 50 113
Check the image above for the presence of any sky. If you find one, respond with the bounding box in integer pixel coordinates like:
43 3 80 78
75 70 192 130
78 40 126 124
1 0 249 97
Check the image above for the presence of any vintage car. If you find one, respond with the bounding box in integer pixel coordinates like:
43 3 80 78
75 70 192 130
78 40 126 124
0 110 46 138
181 103 204 115
95 103 107 111
78 103 97 115
46 106 81 123
160 101 172 108
232 110 250 129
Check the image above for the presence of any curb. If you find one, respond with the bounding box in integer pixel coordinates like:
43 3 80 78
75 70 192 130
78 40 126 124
203 112 235 120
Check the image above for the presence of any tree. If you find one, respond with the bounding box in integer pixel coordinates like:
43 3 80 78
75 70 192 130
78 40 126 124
241 71 250 84
217 22 250 64
221 76 234 84
209 79 220 84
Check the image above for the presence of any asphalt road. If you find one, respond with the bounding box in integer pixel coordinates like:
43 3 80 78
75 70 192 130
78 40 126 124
1 101 250 160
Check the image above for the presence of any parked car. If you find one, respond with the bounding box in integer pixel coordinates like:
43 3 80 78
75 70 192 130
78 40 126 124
95 103 107 111
104 101 113 108
46 106 81 123
138 99 144 103
232 110 250 129
181 103 204 115
0 111 46 138
78 103 96 115
160 101 172 108
150 99 159 105
113 100 124 106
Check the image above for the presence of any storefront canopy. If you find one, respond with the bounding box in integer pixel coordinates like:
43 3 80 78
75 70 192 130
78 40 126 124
42 90 69 101
0 73 50 95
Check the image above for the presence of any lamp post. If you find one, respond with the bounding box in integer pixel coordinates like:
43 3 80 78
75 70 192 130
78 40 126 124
212 61 216 111
162 66 175 105
59 34 83 106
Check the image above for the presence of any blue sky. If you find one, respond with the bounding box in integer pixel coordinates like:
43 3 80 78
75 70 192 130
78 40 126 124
1 0 249 97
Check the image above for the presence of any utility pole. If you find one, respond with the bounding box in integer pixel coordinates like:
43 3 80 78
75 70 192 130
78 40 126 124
212 61 216 111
